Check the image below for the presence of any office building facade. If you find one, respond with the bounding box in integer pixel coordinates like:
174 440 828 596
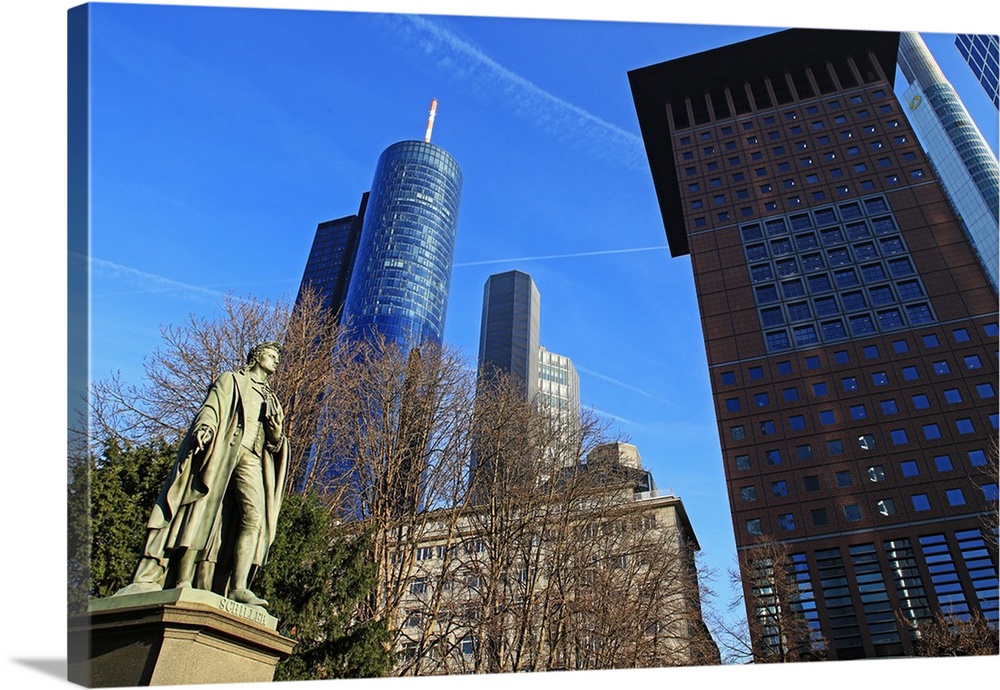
300 139 463 352
898 32 999 292
630 29 998 659
955 34 999 109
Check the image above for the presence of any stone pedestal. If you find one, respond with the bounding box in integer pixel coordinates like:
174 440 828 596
68 588 296 687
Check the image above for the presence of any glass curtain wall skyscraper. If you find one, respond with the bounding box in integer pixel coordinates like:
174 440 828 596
299 139 462 352
342 139 463 351
955 34 999 109
630 28 998 660
897 32 999 292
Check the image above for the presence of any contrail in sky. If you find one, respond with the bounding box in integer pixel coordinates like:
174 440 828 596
576 364 676 406
88 256 229 301
392 15 648 171
454 245 666 267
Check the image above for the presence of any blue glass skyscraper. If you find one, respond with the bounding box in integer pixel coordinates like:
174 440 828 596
342 139 463 350
898 32 999 292
955 34 999 109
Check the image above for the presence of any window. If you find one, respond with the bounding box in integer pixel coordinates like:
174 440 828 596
789 414 806 430
795 444 813 461
819 410 836 425
735 454 751 470
725 398 741 412
777 360 793 375
779 514 796 531
911 494 930 511
803 475 820 492
740 486 758 502
863 344 880 359
844 504 862 521
877 307 906 330
878 499 896 516
933 455 953 472
747 519 762 535
902 366 919 381
850 404 868 420
932 360 950 375
952 327 970 343
783 387 799 402
890 428 908 445
922 423 941 440
842 376 858 391
749 366 764 380
976 383 995 398
872 371 889 386
983 484 999 502
730 425 746 441
881 399 898 414
943 388 962 404
766 449 782 465
760 420 776 436
964 355 982 370
805 355 821 370
772 481 789 497
921 334 939 348
721 371 736 385
900 460 919 477
836 470 853 487
410 577 428 595
892 339 909 353
754 392 770 407
833 350 849 364
945 489 966 507
867 465 886 482
811 508 829 526
956 418 975 434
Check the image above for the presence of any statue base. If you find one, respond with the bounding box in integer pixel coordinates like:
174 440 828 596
68 587 296 687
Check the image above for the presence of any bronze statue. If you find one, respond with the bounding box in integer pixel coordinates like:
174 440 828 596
116 341 289 607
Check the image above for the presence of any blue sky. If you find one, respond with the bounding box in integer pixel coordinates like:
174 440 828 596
3 1 999 688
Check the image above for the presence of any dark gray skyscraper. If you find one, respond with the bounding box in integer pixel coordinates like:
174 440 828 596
478 270 541 398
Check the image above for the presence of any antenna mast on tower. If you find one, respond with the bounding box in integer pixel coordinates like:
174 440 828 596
424 99 438 143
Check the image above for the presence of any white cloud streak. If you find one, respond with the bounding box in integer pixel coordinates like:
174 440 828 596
88 256 229 302
391 14 648 171
576 364 676 406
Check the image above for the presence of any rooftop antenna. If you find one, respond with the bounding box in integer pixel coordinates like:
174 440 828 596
424 99 438 143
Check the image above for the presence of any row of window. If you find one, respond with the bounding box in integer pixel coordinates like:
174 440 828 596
677 89 894 147
717 322 997 386
745 484 998 535
733 444 992 473
725 378 995 418
730 412 996 447
743 452 992 503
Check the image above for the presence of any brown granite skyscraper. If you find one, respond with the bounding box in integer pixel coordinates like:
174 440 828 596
630 29 998 659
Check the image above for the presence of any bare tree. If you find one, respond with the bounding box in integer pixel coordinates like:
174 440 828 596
901 610 999 657
710 536 823 664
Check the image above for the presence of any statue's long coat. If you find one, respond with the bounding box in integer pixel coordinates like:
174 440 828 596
142 369 289 593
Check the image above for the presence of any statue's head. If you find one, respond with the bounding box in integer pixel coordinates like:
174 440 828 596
247 341 282 369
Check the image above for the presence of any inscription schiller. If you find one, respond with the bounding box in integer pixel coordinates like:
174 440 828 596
219 597 269 625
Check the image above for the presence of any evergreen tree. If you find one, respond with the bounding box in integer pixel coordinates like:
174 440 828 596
68 438 176 613
256 491 393 680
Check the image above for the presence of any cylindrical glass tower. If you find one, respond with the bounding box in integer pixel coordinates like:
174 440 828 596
344 140 463 349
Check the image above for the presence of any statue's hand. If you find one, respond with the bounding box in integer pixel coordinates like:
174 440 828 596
194 426 214 452
265 413 283 444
